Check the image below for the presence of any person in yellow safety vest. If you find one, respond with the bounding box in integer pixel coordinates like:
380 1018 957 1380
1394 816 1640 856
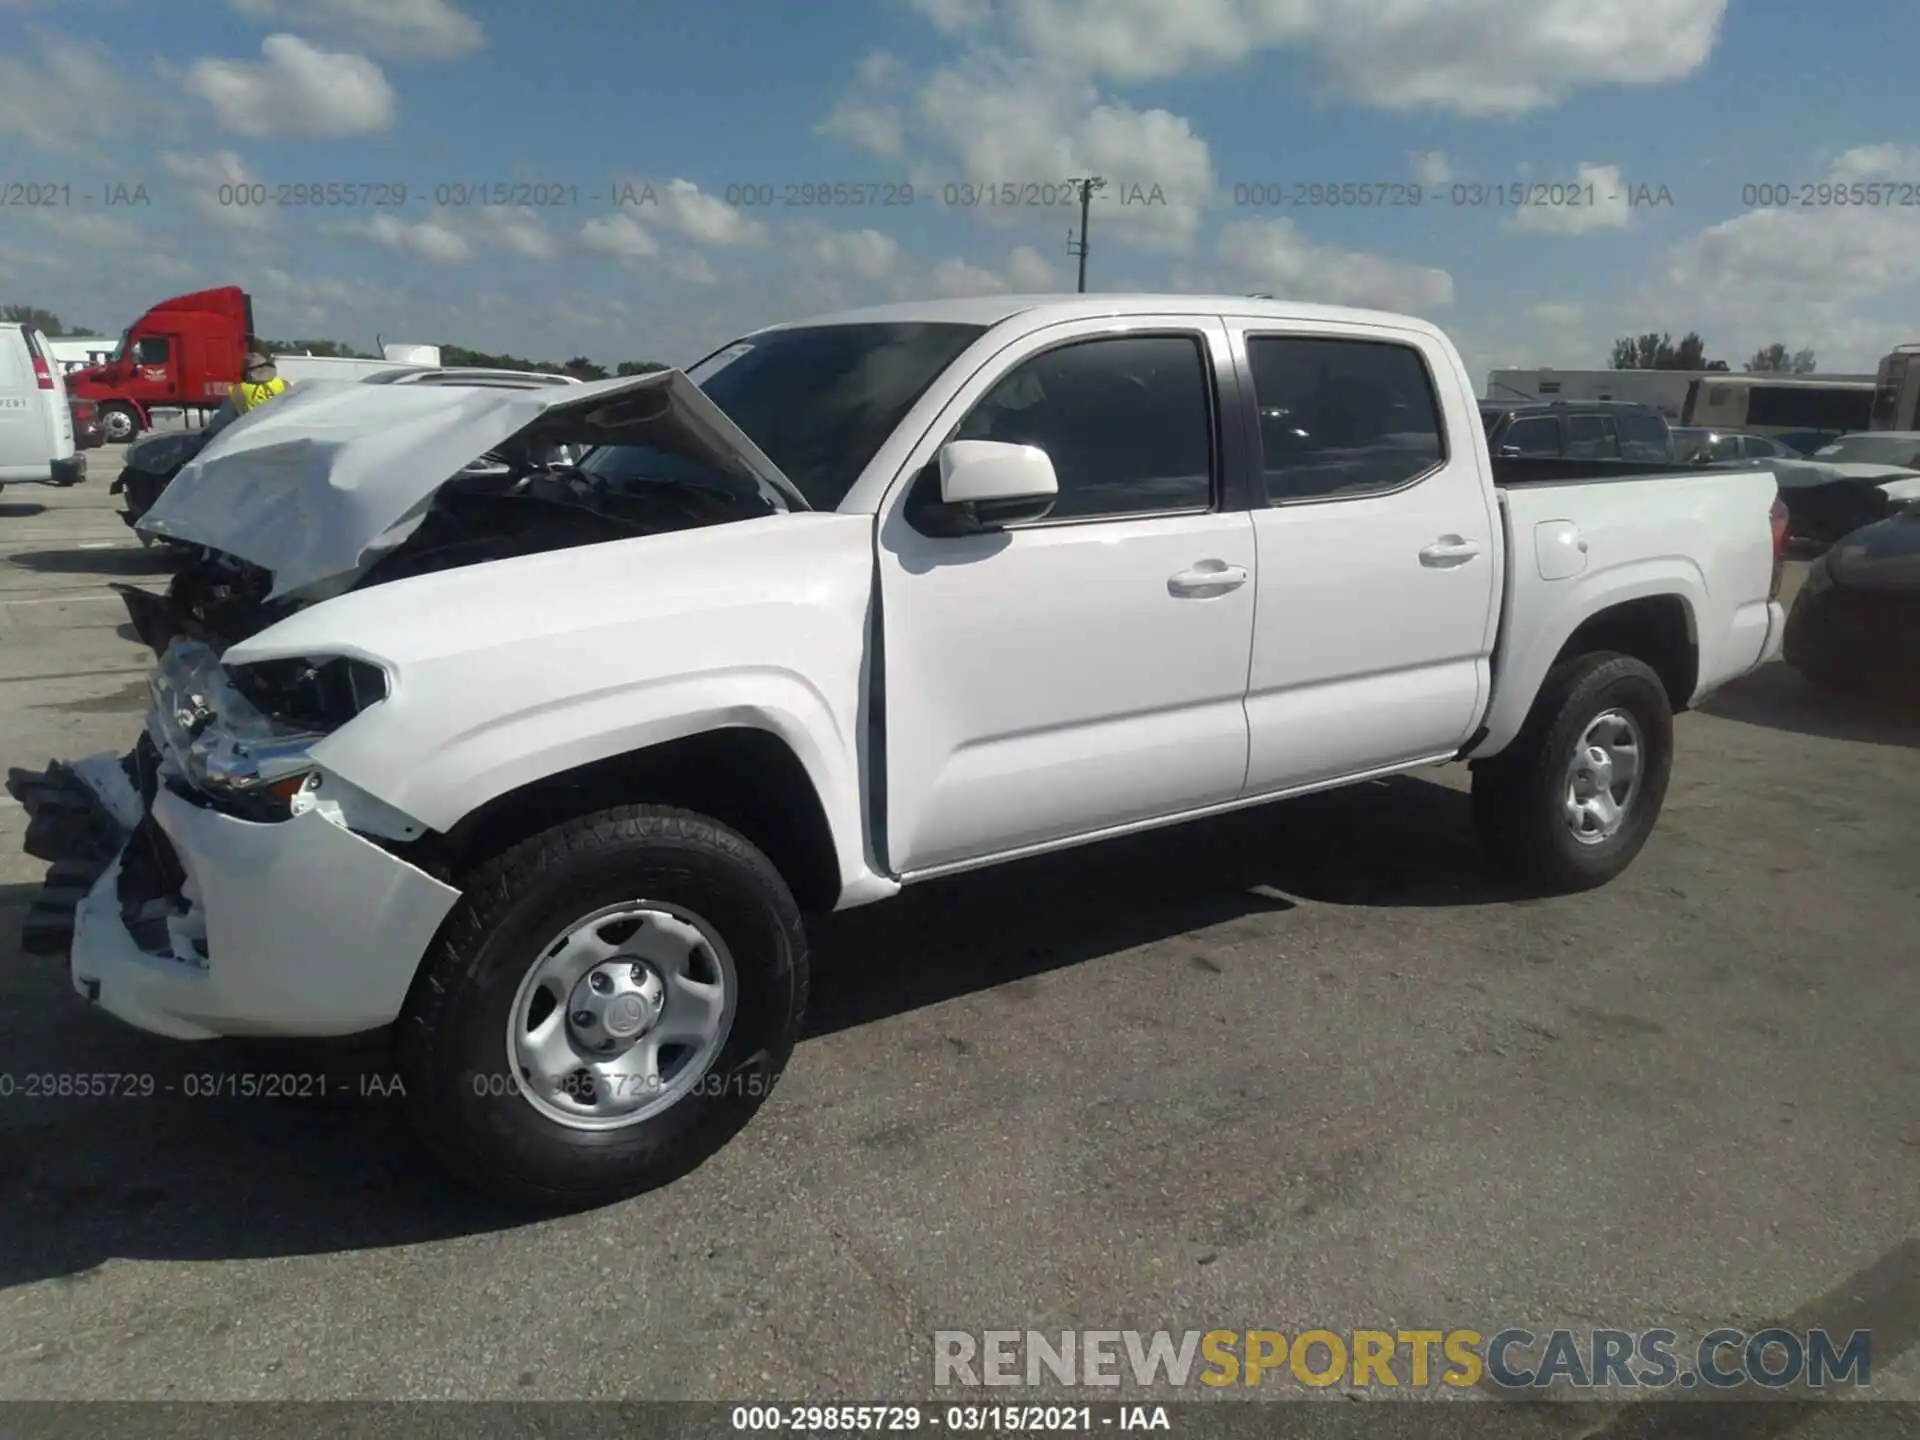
204 346 289 439
232 348 288 412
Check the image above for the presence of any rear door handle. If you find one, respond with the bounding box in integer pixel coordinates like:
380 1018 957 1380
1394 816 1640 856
1419 536 1482 567
1168 560 1249 596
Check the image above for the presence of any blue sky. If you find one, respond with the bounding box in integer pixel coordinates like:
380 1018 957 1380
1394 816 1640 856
4 0 1918 383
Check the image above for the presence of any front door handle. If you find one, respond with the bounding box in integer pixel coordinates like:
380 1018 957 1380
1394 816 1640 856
1168 560 1249 596
1419 536 1482 567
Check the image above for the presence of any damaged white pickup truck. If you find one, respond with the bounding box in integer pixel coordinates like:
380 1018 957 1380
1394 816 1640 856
11 296 1789 1207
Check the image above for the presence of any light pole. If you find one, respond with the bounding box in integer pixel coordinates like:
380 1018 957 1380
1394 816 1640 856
1065 176 1107 292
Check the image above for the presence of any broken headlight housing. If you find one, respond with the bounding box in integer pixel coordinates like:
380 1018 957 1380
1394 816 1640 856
148 641 389 815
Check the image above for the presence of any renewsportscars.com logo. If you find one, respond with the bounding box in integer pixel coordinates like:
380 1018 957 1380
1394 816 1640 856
933 1328 1872 1392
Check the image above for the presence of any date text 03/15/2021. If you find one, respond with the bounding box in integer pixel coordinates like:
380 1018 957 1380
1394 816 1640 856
729 1405 1171 1432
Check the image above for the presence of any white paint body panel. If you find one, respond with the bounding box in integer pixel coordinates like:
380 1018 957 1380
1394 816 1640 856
70 788 460 1040
0 326 75 482
1228 314 1502 795
224 511 890 905
1477 467 1784 754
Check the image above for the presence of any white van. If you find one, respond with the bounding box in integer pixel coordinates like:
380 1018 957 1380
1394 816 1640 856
0 325 82 490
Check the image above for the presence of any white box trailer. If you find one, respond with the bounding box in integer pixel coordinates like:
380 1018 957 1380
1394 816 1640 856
272 343 444 383
1486 368 1876 422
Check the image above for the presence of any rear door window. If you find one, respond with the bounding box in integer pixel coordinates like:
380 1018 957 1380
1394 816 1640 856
1614 410 1671 461
1565 414 1620 458
1500 416 1561 456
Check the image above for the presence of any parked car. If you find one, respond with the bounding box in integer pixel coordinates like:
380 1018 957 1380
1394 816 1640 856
0 323 83 491
69 397 105 450
1670 427 1801 465
1479 399 1674 462
12 295 1788 1208
1766 431 1920 546
1783 506 1920 697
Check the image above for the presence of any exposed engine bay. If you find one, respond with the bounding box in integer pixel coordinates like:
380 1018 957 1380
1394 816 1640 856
116 376 797 656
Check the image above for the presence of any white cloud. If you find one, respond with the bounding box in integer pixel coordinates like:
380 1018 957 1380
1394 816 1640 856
0 32 141 156
1507 163 1632 235
230 0 483 58
345 212 472 263
1626 202 1920 370
254 266 402 330
580 213 660 261
1006 243 1061 290
472 205 559 259
836 51 1214 252
655 180 767 247
31 209 146 252
817 52 908 157
160 151 272 230
905 0 1725 113
1526 300 1586 326
928 257 1011 297
801 226 1075 308
1826 144 1920 183
1201 220 1455 313
666 252 721 286
1410 150 1453 186
808 226 904 282
186 34 395 136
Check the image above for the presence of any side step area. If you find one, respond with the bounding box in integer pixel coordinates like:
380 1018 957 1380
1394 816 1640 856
6 756 140 956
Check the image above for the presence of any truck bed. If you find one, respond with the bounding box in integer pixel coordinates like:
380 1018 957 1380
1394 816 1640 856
1475 463 1783 758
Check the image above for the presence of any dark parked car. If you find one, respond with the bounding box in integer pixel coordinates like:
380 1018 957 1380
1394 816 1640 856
1478 399 1674 462
1783 506 1920 698
69 397 104 450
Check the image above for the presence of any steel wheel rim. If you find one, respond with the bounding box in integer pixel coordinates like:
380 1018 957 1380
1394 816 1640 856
103 410 134 442
505 900 738 1131
1562 708 1644 845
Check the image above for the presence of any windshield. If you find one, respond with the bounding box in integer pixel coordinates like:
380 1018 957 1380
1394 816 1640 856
107 328 130 364
577 322 985 512
1810 434 1920 466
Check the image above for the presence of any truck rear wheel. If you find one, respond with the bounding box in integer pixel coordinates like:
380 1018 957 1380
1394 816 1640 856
398 805 808 1209
1471 652 1673 893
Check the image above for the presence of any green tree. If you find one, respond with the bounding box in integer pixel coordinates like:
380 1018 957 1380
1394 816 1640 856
1746 343 1816 374
1 304 99 336
1610 331 1722 370
562 356 609 381
615 359 671 376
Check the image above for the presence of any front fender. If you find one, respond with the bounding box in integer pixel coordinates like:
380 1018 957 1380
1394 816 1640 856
224 512 892 905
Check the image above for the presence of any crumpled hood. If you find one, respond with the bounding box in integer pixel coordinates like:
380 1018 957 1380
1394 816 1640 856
137 369 807 599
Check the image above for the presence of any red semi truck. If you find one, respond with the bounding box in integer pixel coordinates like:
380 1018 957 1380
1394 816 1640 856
65 287 257 442
64 286 438 441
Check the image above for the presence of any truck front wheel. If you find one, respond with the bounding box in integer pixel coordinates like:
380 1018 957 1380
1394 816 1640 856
98 403 140 443
1470 652 1674 893
398 805 809 1209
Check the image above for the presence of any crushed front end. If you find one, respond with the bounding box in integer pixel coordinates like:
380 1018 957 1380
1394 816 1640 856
8 584 461 1043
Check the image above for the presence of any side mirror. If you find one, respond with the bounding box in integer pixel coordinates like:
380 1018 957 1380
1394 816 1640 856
914 440 1059 535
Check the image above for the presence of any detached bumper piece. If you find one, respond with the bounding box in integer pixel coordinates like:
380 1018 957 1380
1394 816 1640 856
6 747 150 956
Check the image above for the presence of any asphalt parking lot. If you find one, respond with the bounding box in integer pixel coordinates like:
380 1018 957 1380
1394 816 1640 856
0 464 1916 1409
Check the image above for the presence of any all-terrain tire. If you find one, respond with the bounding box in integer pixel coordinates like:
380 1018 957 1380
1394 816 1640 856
397 805 808 1210
1471 652 1674 893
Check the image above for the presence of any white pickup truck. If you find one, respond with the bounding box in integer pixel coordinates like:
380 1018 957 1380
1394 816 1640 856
11 295 1788 1208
